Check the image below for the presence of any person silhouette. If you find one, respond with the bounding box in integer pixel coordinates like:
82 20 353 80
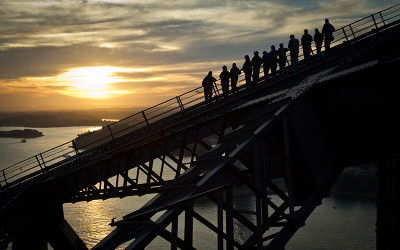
277 43 288 75
230 63 241 94
301 29 313 61
269 45 278 77
314 28 324 58
262 51 270 79
220 65 230 98
288 34 300 68
241 55 252 88
251 51 262 85
202 71 217 104
322 19 335 54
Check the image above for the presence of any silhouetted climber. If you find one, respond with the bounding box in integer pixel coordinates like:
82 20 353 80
262 51 271 79
269 45 278 77
220 65 230 98
322 19 335 54
301 29 313 61
230 63 240 94
314 28 324 58
202 71 217 104
277 43 288 75
241 55 252 88
288 34 300 68
251 51 262 85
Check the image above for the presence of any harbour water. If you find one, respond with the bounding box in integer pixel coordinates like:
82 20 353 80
0 126 376 249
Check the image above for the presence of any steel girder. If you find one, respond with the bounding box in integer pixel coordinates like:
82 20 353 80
57 110 238 203
92 49 384 249
49 85 295 204
91 89 329 249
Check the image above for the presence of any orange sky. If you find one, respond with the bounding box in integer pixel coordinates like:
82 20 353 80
0 0 394 111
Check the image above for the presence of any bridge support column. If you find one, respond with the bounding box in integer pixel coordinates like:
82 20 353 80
12 184 88 250
376 159 400 250
12 222 48 250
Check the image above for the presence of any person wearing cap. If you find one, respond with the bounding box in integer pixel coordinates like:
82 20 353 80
301 29 313 61
277 43 289 75
220 65 230 98
269 45 278 77
251 51 262 85
314 28 324 58
288 34 300 68
241 55 252 88
230 63 241 94
322 18 335 54
262 51 271 79
202 71 217 104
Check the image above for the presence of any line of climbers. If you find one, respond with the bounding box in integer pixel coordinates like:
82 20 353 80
202 19 335 104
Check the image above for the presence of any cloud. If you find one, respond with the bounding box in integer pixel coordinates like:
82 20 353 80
317 0 367 14
0 0 395 110
0 45 120 79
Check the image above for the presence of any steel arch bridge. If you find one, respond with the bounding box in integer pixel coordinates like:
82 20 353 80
1 5 400 250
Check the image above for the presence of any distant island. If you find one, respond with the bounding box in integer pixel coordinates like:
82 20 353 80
0 129 44 138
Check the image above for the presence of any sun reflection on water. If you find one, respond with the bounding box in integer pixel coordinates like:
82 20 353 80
63 195 154 249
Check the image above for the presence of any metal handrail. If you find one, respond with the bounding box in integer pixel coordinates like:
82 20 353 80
1 4 399 190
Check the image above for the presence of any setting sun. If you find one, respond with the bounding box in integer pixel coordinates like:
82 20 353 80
61 66 138 99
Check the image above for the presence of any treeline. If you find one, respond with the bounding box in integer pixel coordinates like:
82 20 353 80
0 107 147 128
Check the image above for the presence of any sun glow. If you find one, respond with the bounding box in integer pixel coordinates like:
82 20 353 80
61 66 140 99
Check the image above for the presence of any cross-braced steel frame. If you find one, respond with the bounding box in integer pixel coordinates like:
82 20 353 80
91 92 331 249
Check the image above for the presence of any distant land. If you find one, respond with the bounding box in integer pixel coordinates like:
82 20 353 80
0 107 148 128
0 129 44 138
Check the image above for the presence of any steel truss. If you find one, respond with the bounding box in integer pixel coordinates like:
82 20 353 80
61 111 234 203
89 45 355 249
92 93 328 249
53 86 293 205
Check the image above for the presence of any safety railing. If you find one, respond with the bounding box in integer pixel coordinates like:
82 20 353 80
327 4 400 51
0 81 243 190
293 4 400 62
1 4 399 190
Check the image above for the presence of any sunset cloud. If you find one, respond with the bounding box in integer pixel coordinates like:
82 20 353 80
0 0 396 110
